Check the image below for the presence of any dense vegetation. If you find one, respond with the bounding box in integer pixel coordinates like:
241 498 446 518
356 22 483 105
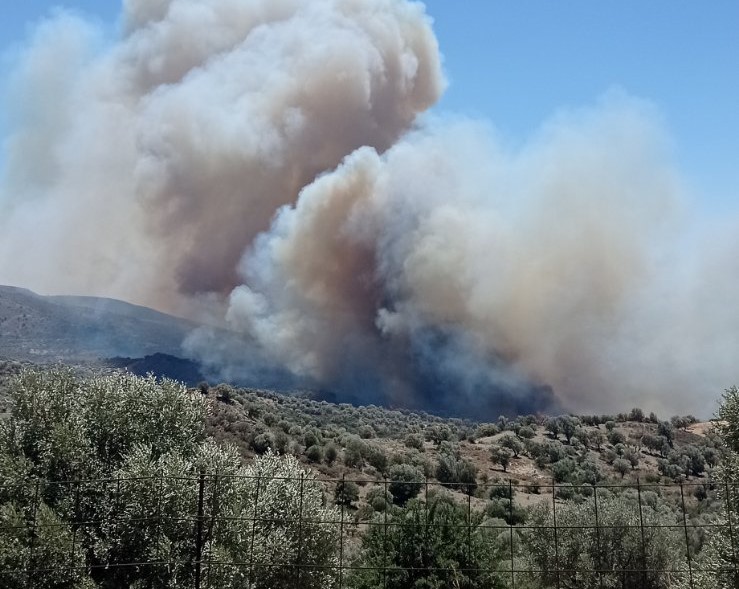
0 366 736 587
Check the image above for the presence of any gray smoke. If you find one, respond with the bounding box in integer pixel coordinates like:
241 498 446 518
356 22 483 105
1 0 737 417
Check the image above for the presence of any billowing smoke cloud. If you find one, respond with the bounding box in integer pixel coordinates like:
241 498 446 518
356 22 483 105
1 0 737 417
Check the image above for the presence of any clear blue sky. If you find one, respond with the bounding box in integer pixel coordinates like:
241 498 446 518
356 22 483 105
2 1 738 212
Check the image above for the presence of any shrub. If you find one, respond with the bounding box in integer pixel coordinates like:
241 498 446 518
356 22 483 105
350 493 506 589
387 464 424 505
334 480 360 508
324 443 338 465
404 433 424 450
305 444 323 463
523 493 684 589
0 369 340 589
490 446 513 472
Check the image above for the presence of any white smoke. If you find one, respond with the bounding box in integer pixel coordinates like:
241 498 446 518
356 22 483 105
1 0 737 417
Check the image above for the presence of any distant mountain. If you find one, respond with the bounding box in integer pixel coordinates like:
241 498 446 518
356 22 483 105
0 285 196 363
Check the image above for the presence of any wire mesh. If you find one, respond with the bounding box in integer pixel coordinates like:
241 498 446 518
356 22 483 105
0 474 736 588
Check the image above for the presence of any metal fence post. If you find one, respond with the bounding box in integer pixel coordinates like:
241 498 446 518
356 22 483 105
551 479 560 589
26 479 40 589
155 472 164 574
636 478 647 588
593 484 604 589
205 471 219 589
295 473 305 587
68 480 81 583
194 472 205 589
509 479 515 589
248 475 262 586
725 481 737 583
339 475 346 589
383 477 389 589
680 483 695 588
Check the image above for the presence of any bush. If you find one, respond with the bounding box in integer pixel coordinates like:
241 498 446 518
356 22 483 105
523 493 684 589
0 369 340 589
366 487 393 512
324 443 338 465
387 464 424 505
350 493 506 589
613 458 631 478
490 446 513 472
436 451 478 495
404 433 424 450
252 432 274 454
364 445 388 474
305 444 323 463
334 479 360 508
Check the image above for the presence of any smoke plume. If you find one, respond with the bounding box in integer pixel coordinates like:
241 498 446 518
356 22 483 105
1 0 737 417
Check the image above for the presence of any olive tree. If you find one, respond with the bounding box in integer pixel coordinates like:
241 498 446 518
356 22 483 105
349 492 506 589
523 491 685 589
0 369 340 589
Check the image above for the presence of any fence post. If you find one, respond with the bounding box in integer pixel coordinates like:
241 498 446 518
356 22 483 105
295 473 305 587
551 479 560 589
636 478 647 588
725 480 737 583
194 472 205 589
155 472 164 573
205 471 219 589
679 483 695 588
339 475 346 589
593 484 604 589
26 479 40 589
467 483 472 589
509 479 515 589
424 478 430 584
68 480 81 583
383 477 389 589
248 475 262 586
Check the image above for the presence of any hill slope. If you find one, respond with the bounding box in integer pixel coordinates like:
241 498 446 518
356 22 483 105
0 285 196 362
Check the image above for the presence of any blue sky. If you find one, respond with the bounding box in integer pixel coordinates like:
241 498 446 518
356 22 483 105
2 1 738 212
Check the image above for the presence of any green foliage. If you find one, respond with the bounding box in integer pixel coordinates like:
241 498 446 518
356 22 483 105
343 436 366 469
657 421 675 448
499 434 523 457
485 497 526 525
387 464 424 505
366 486 393 512
364 445 388 474
334 479 360 508
558 416 580 444
607 429 626 445
0 368 206 484
404 433 424 450
551 458 578 483
349 493 506 589
490 446 512 472
0 369 340 589
475 423 499 438
425 424 453 445
305 444 323 463
689 387 739 587
516 425 535 439
324 442 338 465
613 458 631 478
523 493 684 589
435 447 478 495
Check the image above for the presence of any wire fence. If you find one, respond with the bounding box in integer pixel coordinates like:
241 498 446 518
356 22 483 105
1 473 736 588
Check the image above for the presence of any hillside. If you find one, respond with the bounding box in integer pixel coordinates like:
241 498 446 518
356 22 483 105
0 366 730 587
0 285 197 362
204 383 722 505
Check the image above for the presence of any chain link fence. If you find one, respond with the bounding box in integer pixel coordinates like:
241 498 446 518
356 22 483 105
1 474 736 588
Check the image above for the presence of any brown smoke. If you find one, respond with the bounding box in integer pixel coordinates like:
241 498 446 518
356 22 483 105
1 1 737 417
